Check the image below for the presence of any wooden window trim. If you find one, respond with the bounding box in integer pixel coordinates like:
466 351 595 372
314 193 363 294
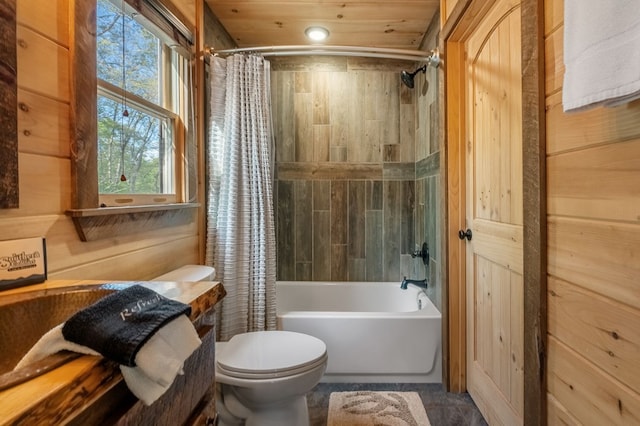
68 0 198 241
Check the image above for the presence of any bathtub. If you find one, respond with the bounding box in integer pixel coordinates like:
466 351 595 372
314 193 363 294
276 281 442 383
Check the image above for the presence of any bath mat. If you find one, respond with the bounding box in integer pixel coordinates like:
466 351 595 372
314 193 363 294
327 391 431 426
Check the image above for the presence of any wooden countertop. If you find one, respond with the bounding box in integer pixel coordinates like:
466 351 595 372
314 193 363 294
0 279 225 425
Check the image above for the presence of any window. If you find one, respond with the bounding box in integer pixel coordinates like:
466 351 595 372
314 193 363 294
96 0 191 205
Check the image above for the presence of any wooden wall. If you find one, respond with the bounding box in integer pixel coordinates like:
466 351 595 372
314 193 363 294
545 0 640 423
0 0 200 281
272 57 421 283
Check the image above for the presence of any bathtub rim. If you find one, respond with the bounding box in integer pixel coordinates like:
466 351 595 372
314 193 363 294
275 280 441 318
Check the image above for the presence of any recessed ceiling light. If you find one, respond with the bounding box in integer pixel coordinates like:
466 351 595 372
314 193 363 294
305 26 329 42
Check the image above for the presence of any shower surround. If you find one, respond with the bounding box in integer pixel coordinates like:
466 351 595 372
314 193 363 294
272 55 440 307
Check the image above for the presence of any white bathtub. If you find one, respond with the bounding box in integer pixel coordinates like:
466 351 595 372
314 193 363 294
276 281 442 383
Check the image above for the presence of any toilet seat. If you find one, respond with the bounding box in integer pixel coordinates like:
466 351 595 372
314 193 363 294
217 330 327 380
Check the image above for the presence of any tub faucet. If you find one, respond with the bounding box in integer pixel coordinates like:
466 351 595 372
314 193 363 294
400 277 428 290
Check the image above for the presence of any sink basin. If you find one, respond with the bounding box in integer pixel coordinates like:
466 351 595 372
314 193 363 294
0 283 132 389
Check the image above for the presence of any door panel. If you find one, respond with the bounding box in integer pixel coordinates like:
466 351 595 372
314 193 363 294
464 0 524 424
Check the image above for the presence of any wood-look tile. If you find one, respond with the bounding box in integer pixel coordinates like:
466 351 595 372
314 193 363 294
415 178 426 248
294 92 312 161
313 72 329 125
383 162 415 180
270 56 348 72
296 262 312 281
313 180 330 211
367 180 383 210
347 57 415 72
331 244 348 281
400 103 415 162
381 72 400 146
365 210 383 281
278 162 382 180
362 119 382 162
429 100 439 155
313 125 330 162
313 210 331 281
348 181 366 258
348 258 366 282
330 181 347 245
347 72 365 160
400 254 417 281
329 71 349 147
330 146 347 162
400 81 414 105
276 180 295 280
294 180 312 262
427 176 437 261
365 72 382 121
383 181 401 281
273 71 295 162
383 144 400 162
271 64 441 286
401 180 415 255
416 151 440 179
295 72 311 93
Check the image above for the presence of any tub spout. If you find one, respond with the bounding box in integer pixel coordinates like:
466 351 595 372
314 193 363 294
400 277 428 290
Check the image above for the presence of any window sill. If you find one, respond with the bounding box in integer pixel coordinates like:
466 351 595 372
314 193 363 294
66 203 200 241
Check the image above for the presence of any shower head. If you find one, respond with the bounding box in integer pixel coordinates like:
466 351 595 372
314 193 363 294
400 66 427 89
400 48 441 89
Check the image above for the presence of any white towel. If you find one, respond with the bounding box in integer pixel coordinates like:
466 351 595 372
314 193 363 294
15 324 100 369
120 315 202 405
15 314 201 406
562 0 640 112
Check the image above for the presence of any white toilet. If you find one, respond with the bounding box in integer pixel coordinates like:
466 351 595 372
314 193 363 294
215 330 328 426
152 265 327 426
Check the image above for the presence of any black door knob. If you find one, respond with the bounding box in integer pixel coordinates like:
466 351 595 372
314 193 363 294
458 229 472 241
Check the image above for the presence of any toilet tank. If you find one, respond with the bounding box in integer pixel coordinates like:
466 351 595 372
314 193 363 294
151 265 216 282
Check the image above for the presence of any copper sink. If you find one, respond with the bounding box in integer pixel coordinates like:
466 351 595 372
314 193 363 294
0 284 131 390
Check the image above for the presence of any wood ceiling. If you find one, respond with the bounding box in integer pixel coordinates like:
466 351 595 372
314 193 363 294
204 1 440 50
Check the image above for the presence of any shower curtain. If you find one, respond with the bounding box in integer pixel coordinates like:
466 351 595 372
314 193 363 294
205 54 277 340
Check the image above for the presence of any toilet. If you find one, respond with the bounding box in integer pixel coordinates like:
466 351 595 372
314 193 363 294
151 264 216 282
152 265 328 426
215 330 328 426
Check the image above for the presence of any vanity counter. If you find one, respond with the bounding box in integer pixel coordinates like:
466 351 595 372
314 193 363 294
0 279 225 425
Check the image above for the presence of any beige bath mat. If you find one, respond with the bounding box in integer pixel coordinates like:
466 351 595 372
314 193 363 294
327 391 431 426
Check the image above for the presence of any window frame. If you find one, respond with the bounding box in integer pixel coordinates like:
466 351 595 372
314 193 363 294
95 0 190 206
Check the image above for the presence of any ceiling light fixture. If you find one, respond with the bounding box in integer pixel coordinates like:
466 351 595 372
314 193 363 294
305 26 329 42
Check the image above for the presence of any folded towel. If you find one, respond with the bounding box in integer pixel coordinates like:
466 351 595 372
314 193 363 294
14 324 99 370
563 0 640 112
61 284 191 367
120 314 202 405
16 284 202 406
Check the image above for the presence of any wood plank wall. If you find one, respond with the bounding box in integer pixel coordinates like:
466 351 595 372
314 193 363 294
0 0 200 281
545 0 640 423
272 56 441 290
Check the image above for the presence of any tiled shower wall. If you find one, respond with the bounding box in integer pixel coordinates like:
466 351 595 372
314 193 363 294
272 57 424 282
414 63 441 311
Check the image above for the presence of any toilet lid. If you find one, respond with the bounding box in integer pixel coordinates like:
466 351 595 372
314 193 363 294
217 331 327 378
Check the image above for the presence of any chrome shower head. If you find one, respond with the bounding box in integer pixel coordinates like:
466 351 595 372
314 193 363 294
400 65 427 89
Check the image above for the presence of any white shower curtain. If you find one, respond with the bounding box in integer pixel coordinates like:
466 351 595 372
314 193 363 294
206 54 277 341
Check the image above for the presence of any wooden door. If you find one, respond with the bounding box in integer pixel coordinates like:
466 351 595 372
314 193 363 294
463 0 524 424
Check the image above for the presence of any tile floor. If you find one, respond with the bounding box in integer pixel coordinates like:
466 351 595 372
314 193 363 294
307 383 488 426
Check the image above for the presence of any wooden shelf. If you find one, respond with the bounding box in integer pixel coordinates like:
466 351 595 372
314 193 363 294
66 203 200 241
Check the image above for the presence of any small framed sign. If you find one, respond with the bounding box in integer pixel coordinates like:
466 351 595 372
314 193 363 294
0 237 47 291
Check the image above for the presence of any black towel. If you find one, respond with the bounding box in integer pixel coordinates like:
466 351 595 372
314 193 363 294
61 284 191 367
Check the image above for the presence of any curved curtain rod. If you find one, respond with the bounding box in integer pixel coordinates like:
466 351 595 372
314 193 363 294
207 45 441 65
